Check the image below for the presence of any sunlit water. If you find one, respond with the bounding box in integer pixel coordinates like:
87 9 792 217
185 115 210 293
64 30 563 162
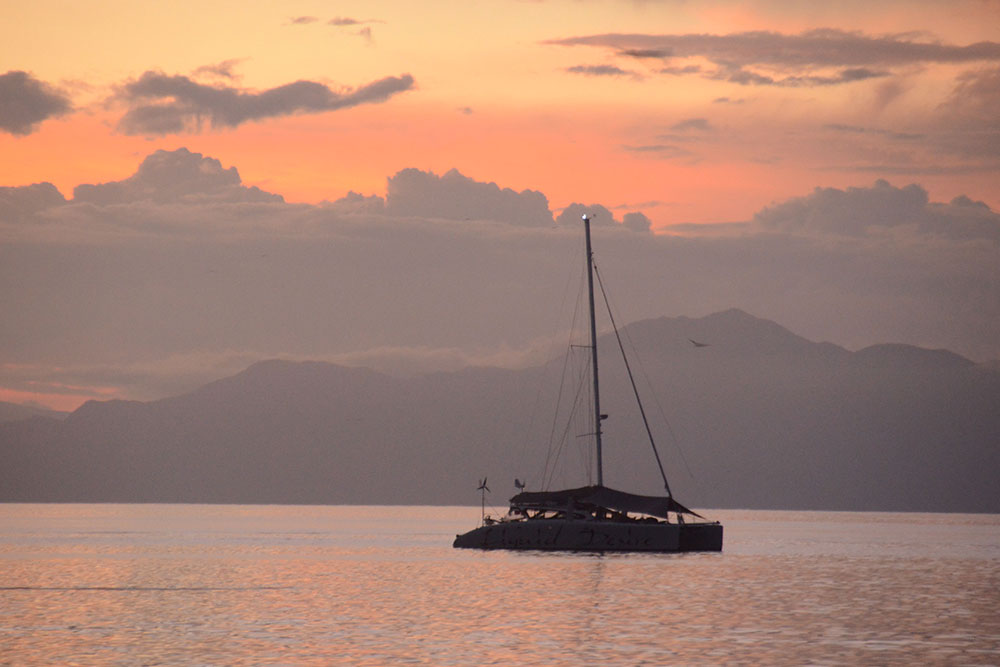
2 505 998 665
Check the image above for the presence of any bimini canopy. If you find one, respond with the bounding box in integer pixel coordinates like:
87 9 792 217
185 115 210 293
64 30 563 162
510 485 704 519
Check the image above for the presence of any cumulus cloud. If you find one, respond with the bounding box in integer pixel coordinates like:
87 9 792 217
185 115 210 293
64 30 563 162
1 150 997 408
553 205 650 233
556 203 616 227
72 148 283 205
548 29 1000 86
754 178 1000 241
622 211 652 233
114 70 415 136
0 71 73 135
0 182 66 219
384 168 553 227
329 190 385 215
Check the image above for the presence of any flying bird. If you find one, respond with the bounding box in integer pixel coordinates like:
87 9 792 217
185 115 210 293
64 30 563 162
689 338 710 347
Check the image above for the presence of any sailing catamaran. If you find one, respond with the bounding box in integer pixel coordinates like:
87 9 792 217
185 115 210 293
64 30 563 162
453 214 723 552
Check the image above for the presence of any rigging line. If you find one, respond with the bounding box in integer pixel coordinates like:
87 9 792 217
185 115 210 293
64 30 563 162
581 353 595 486
540 343 571 490
592 261 673 497
544 356 590 489
541 260 588 489
622 322 697 483
597 265 697 483
517 233 585 488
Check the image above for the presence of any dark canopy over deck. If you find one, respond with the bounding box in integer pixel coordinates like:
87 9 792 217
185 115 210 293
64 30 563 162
510 485 704 520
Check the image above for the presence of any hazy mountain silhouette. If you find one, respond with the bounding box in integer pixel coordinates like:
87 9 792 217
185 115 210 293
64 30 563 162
0 401 68 424
1 310 997 512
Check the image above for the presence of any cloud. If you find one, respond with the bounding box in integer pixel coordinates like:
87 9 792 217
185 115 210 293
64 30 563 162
622 211 652 233
384 168 553 227
670 118 712 132
555 203 616 227
621 48 671 59
0 71 73 135
192 59 245 81
552 205 650 233
0 182 66 220
329 190 385 215
329 17 383 27
622 143 695 159
551 29 1000 67
327 16 383 41
660 65 702 76
114 70 415 136
290 16 319 25
824 124 923 141
72 148 283 205
1 149 997 409
547 29 1000 87
946 67 1000 118
566 64 633 77
931 67 1000 160
754 178 1000 241
712 65 890 87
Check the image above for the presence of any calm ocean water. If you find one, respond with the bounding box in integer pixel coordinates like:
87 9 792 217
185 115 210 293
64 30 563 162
1 505 998 665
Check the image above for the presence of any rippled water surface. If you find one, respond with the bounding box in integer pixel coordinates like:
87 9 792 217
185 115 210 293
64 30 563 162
2 505 998 665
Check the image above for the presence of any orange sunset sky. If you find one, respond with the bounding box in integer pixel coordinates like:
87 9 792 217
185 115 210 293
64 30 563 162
3 0 999 226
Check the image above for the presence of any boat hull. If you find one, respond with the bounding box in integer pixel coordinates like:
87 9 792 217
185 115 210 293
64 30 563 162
453 519 722 552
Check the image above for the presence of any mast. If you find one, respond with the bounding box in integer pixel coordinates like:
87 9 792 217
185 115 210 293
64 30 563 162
582 214 604 486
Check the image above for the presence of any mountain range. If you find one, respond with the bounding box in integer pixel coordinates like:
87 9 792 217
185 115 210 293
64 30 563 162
0 402 67 424
2 309 997 512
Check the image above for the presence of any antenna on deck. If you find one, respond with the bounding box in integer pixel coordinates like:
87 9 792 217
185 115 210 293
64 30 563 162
477 477 490 524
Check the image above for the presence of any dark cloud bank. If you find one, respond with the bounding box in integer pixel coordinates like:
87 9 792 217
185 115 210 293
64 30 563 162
0 148 997 403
